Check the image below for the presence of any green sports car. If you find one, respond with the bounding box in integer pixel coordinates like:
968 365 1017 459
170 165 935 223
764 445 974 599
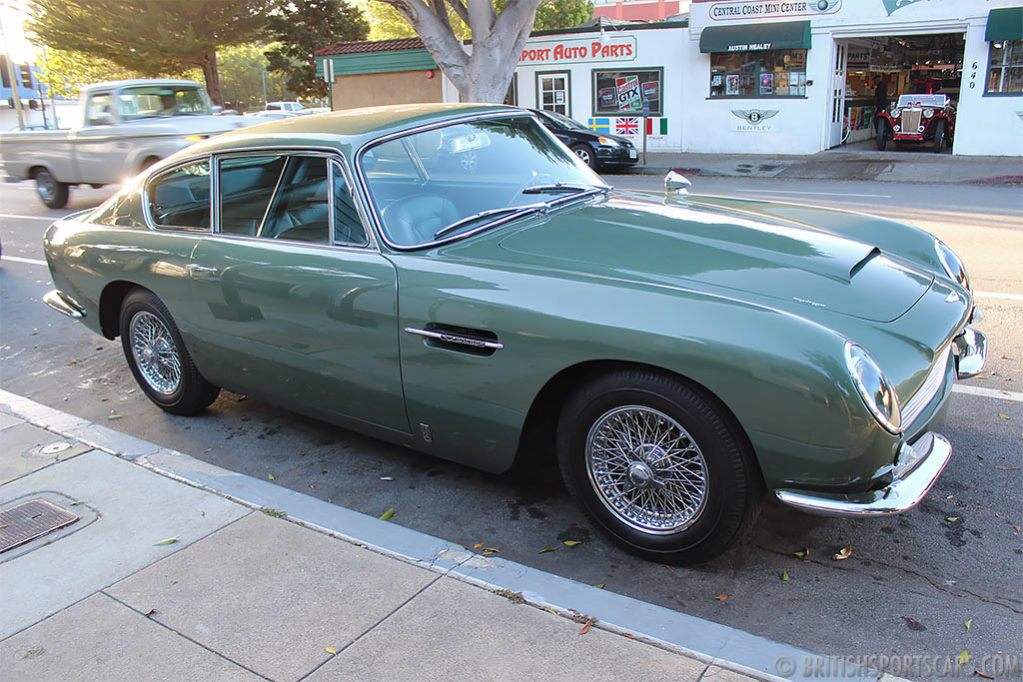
42 103 986 563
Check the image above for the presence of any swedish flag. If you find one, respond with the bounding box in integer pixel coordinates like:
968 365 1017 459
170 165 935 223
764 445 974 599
588 118 610 133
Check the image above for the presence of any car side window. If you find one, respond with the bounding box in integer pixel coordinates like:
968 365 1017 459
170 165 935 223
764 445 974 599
86 93 115 126
218 155 287 237
147 160 211 230
259 156 331 244
332 163 368 247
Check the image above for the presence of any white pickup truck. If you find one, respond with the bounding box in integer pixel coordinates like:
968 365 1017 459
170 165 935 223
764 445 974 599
0 79 258 208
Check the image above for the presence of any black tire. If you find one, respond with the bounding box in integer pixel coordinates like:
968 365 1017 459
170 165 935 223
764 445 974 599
556 370 762 564
932 120 946 153
119 288 219 415
35 168 69 209
875 119 888 151
571 144 597 169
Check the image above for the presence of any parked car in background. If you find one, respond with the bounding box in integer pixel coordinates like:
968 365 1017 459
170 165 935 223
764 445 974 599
265 101 308 113
530 108 639 171
0 79 258 208
875 93 955 152
245 110 300 121
41 103 984 563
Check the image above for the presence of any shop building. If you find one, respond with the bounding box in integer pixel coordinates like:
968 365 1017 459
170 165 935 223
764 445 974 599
315 37 443 111
683 0 1023 156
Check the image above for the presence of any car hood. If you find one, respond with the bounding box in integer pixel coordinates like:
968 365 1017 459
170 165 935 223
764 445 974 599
494 192 932 322
119 115 258 136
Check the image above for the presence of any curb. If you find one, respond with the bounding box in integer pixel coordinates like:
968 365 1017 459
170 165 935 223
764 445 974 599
0 387 890 682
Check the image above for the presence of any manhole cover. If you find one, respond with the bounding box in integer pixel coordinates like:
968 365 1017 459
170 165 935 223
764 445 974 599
0 499 79 553
41 442 72 455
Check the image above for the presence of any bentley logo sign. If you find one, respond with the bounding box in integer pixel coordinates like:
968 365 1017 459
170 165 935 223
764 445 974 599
731 109 779 132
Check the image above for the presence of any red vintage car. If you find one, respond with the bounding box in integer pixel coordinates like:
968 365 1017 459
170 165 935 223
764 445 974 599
875 92 955 152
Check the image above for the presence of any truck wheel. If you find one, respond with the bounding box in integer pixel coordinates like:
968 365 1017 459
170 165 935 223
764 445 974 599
932 120 946 153
875 120 888 151
35 169 69 209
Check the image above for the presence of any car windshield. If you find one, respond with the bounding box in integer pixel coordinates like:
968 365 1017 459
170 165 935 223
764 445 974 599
361 115 606 248
542 110 593 132
116 85 213 120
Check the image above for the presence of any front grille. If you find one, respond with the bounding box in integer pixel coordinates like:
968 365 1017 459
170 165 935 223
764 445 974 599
901 346 951 427
901 109 922 134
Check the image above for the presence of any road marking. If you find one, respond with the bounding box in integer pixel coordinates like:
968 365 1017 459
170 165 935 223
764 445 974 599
975 291 1023 301
2 255 46 266
0 213 59 221
738 189 892 199
953 385 1023 403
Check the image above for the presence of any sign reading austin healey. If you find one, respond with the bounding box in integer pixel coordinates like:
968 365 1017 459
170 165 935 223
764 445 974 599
710 0 841 20
520 36 637 66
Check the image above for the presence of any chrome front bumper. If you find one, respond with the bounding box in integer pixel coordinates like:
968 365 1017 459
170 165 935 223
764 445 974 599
775 432 952 517
43 290 86 319
953 326 986 379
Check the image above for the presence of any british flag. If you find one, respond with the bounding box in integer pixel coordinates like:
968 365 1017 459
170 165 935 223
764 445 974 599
615 117 639 136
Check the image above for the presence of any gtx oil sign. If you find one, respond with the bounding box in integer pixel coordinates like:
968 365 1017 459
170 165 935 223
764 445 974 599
617 76 642 111
520 36 637 66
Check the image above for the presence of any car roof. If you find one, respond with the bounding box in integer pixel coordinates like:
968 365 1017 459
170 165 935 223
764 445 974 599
82 79 202 93
183 103 525 157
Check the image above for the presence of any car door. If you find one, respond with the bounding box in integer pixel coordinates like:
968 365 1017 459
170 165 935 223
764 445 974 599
72 91 126 184
186 151 409 433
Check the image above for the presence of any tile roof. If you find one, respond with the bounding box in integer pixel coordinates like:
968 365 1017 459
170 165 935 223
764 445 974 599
315 37 426 57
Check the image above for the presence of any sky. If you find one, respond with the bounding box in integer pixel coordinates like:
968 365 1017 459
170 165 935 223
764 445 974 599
0 0 33 63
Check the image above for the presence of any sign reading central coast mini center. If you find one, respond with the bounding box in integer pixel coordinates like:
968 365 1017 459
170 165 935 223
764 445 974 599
520 36 638 66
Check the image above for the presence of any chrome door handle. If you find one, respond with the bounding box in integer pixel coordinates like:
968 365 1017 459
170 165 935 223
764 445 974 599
186 263 219 280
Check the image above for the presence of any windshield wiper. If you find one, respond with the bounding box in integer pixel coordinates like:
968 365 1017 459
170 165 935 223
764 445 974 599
433 204 547 240
521 183 610 195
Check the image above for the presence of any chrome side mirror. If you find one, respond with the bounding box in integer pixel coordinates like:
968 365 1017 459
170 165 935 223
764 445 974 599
664 171 692 194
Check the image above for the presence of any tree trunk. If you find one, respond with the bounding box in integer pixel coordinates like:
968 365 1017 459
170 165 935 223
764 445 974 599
380 0 541 104
201 50 223 106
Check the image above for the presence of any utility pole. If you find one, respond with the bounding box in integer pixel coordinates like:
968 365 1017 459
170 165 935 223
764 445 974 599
0 11 26 129
261 69 267 108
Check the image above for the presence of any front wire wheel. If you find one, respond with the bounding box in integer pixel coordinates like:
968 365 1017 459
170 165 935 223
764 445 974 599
558 370 762 564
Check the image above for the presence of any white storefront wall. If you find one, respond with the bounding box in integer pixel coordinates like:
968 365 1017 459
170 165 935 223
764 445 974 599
443 26 687 151
684 0 1023 156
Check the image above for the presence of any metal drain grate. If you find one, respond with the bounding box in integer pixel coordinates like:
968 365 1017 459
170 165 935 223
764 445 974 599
0 499 80 553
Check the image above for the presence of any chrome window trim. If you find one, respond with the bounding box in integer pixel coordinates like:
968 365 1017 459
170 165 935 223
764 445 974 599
142 155 213 233
901 345 952 428
352 109 592 253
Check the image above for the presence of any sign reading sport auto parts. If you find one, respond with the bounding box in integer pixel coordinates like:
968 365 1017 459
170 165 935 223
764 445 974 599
519 36 637 66
709 0 841 20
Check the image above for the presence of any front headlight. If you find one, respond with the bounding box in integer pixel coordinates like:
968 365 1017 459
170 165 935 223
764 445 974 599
936 240 970 290
891 108 902 119
845 342 902 434
596 136 620 147
923 108 935 118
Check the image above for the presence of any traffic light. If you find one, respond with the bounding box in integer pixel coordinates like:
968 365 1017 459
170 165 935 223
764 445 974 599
20 64 32 88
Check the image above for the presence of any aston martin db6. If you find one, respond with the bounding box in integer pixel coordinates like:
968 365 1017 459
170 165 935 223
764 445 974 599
42 104 986 562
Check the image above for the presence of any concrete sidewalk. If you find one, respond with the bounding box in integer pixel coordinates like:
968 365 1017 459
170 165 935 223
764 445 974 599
620 147 1023 184
0 388 879 682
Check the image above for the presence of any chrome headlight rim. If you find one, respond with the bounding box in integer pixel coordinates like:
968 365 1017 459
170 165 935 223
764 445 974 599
923 108 935 119
844 342 903 435
891 108 902 119
935 240 970 291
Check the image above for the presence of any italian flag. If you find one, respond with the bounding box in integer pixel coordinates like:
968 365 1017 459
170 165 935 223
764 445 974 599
645 118 668 135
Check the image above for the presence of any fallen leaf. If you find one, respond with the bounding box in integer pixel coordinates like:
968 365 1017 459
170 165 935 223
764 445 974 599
107 414 121 421
714 594 729 601
325 647 337 656
69 500 85 506
144 609 157 617
794 547 810 558
481 548 500 556
965 618 973 632
957 650 969 665
542 608 556 614
996 466 1020 470
321 470 329 474
832 544 853 561
200 511 205 517
127 388 136 394
308 484 315 489
539 546 558 554
153 537 179 546
379 508 395 521
473 542 484 549
380 476 394 481
998 413 1010 420
203 448 212 453
781 571 789 581
267 473 275 480
578 622 592 635
171 580 178 585
947 516 960 522
974 671 994 680
298 452 306 457
563 540 582 546
1014 526 1021 533
100 398 109 402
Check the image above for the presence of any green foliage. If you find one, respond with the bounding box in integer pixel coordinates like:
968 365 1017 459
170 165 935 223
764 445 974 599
35 48 138 100
495 0 594 31
360 1 469 41
264 0 369 99
27 0 272 103
216 44 293 111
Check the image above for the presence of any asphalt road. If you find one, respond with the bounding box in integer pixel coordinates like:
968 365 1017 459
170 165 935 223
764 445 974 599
2 175 1020 669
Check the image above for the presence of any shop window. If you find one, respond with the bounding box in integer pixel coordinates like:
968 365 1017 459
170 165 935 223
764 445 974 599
537 72 570 115
709 50 807 98
986 40 1023 94
593 69 663 116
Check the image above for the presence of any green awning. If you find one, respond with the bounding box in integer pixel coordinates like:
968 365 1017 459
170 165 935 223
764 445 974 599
699 20 811 53
985 7 1023 42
